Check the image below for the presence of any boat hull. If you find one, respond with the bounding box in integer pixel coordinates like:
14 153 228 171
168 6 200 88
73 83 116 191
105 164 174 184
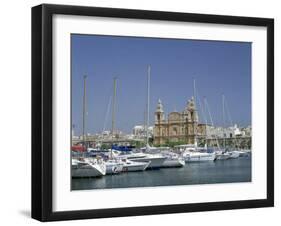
132 157 166 169
162 158 185 167
228 151 240 159
105 162 123 174
72 165 105 178
184 153 216 162
215 153 231 160
122 161 149 172
72 158 106 178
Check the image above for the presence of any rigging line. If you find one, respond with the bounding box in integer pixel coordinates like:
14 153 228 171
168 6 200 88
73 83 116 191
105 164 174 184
204 97 221 150
196 89 208 148
225 96 234 126
224 96 240 150
101 81 114 133
102 95 112 134
196 88 208 125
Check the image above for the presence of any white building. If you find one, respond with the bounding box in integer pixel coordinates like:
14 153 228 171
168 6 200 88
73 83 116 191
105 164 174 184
133 125 153 138
206 124 250 139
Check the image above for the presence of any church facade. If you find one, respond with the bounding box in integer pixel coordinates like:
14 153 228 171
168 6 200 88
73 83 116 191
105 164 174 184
153 97 206 145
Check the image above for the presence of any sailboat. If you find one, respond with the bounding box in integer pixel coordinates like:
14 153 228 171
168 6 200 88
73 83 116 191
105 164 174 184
223 96 242 159
72 75 106 178
72 157 106 178
215 95 231 160
107 77 149 172
104 77 124 174
182 79 216 162
121 66 167 169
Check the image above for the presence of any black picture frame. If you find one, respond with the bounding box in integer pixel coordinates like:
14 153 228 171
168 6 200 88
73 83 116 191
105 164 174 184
32 4 274 222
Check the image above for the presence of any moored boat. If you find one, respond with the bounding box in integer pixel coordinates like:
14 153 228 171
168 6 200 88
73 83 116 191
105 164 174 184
120 159 150 172
215 151 231 160
120 152 167 169
105 159 124 174
72 157 106 178
162 156 185 167
183 151 216 162
161 152 185 167
228 150 240 159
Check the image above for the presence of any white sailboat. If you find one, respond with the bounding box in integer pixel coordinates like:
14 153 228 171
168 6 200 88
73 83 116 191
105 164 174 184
223 96 248 159
127 65 166 169
72 158 106 178
228 150 240 159
104 77 125 174
162 151 185 167
72 75 107 178
182 79 216 163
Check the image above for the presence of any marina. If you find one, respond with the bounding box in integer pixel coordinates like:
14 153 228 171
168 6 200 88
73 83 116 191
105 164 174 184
71 39 252 190
71 65 252 190
72 155 251 190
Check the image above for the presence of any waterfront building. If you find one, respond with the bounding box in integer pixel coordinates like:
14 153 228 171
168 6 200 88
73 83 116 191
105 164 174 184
133 125 153 138
153 97 206 145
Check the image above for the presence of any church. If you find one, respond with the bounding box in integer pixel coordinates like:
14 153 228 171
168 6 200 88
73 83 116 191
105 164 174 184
153 97 206 145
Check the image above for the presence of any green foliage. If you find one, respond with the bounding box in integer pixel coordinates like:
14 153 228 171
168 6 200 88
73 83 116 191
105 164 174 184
100 143 111 149
164 140 186 148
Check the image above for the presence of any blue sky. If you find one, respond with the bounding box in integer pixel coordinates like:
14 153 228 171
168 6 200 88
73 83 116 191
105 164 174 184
71 34 251 135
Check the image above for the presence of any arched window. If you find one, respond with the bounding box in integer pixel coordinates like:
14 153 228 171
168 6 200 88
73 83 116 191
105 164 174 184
173 127 177 135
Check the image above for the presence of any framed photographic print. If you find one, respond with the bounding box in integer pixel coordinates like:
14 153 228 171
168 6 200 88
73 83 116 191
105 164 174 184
32 4 274 221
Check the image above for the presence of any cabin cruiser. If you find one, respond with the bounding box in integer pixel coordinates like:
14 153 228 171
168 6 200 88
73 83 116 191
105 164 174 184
228 150 240 159
118 151 166 169
120 158 150 172
237 149 251 157
105 159 124 174
215 150 231 160
72 157 106 178
183 151 216 162
175 144 216 162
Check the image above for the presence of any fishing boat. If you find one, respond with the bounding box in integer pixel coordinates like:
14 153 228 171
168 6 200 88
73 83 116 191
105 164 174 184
72 157 106 178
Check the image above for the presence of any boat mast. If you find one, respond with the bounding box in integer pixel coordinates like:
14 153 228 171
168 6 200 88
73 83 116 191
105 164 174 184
82 75 87 151
224 96 240 150
193 78 196 109
204 97 221 150
111 77 117 158
194 80 208 149
146 65 151 150
193 78 197 147
222 94 226 149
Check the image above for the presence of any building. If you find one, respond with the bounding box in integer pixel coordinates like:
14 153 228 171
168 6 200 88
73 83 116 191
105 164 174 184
133 125 153 138
153 97 206 145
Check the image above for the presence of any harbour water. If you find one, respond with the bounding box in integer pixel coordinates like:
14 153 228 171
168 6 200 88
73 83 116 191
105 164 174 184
72 156 251 190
